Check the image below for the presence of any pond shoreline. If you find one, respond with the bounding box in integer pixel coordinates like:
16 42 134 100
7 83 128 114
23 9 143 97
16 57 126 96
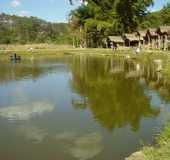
127 123 170 160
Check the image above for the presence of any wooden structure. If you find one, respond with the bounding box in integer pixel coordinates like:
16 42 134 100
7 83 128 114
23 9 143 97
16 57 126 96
145 28 159 49
136 31 147 45
124 34 140 47
106 26 170 50
108 36 124 47
156 26 170 50
137 26 170 50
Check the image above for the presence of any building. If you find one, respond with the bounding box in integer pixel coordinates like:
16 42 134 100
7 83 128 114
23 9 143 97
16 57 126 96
157 26 170 50
124 33 140 47
108 36 124 47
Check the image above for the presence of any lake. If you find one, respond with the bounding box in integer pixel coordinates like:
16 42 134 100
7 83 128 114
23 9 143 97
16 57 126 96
0 54 169 160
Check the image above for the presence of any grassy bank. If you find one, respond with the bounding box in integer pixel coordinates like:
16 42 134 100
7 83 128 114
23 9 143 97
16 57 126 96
0 44 169 57
127 123 170 160
143 124 170 160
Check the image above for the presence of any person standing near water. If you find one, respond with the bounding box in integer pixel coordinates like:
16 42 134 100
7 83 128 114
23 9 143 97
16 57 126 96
111 42 117 51
134 46 141 54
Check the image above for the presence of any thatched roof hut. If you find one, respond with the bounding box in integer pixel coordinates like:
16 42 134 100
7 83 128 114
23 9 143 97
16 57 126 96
147 28 158 36
137 31 147 39
124 33 140 46
159 26 170 35
108 36 124 43
124 33 139 41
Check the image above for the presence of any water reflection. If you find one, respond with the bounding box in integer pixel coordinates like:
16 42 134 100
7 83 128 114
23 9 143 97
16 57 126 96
0 59 67 83
55 131 103 160
18 125 48 143
0 55 170 160
69 132 103 160
70 56 161 131
55 131 78 141
0 102 54 121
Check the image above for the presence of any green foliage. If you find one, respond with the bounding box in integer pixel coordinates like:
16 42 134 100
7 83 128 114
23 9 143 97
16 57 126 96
0 13 72 44
69 0 154 47
140 3 170 29
143 124 170 160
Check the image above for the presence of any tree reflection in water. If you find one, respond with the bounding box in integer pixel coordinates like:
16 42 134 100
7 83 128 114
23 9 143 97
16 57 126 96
70 55 160 131
0 59 66 83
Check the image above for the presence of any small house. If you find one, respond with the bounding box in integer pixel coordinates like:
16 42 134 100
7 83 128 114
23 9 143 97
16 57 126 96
124 33 140 46
136 31 147 44
108 36 124 47
145 28 159 49
157 26 170 50
159 26 170 35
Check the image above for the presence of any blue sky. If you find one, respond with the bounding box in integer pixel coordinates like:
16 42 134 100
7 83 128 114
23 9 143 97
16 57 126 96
0 0 169 22
150 0 170 11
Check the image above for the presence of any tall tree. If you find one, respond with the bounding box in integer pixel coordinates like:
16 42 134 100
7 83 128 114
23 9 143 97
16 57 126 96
69 0 154 47
116 0 153 32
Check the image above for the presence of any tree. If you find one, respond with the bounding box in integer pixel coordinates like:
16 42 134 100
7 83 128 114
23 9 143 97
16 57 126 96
69 0 154 47
139 3 170 29
116 0 153 32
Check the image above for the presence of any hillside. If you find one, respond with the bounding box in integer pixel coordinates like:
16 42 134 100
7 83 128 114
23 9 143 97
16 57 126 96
0 13 72 44
140 3 170 29
0 3 170 45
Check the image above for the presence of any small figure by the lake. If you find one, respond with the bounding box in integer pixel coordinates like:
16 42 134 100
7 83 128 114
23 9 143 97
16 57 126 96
10 53 21 62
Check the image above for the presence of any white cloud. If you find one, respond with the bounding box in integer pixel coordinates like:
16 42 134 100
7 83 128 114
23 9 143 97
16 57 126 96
10 0 21 8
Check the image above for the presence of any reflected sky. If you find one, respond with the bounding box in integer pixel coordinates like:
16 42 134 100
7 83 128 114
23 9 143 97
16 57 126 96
56 131 103 160
0 55 170 160
0 102 54 121
17 125 48 143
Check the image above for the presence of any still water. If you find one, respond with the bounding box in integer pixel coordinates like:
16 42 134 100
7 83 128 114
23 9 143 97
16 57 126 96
0 55 170 160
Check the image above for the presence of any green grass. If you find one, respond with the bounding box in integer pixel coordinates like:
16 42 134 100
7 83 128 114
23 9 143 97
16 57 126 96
143 124 170 160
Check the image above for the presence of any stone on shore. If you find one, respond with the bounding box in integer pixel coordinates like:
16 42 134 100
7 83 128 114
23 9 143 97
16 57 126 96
125 151 145 160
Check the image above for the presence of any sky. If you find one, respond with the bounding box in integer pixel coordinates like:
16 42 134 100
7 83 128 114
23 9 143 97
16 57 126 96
0 0 170 22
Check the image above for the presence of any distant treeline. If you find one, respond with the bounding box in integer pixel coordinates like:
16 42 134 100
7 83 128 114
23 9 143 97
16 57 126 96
140 3 170 29
0 13 72 44
0 2 170 45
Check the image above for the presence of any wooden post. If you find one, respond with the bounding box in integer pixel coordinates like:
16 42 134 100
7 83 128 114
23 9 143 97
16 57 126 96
76 37 79 48
73 36 75 48
151 37 154 49
164 34 168 51
138 35 141 48
148 35 151 49
158 35 161 50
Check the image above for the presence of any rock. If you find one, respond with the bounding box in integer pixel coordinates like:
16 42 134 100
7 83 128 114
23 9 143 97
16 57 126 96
125 151 145 160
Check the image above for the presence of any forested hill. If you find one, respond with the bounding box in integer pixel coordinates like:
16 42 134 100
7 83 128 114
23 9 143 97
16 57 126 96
140 3 170 29
0 3 170 45
0 13 72 44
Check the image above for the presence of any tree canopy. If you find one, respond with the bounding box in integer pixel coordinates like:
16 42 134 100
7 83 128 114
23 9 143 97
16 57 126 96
69 1 170 47
140 3 170 29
